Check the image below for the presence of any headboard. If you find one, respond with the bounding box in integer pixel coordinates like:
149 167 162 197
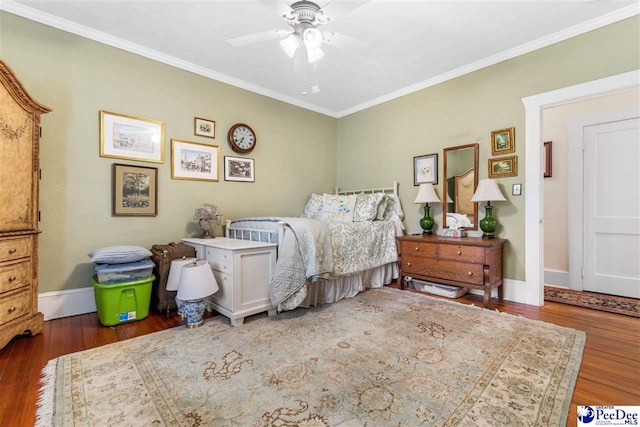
334 180 399 196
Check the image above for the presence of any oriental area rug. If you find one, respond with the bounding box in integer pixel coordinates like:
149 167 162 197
544 285 640 318
37 287 585 426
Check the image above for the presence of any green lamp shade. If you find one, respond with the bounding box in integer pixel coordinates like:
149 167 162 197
420 205 435 234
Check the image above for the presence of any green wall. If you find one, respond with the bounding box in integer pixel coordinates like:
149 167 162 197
1 11 638 293
0 12 337 293
337 16 639 281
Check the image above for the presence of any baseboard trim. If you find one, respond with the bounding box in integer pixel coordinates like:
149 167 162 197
544 269 569 287
467 278 530 305
38 287 97 321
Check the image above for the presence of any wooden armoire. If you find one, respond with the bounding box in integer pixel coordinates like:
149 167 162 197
0 60 50 349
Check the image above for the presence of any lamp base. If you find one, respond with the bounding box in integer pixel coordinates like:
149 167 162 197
481 233 496 239
422 230 433 235
182 299 207 328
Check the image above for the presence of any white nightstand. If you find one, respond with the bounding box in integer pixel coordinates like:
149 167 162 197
181 237 277 326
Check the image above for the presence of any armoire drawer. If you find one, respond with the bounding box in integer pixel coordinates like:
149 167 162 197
0 260 30 294
0 237 31 263
0 288 30 324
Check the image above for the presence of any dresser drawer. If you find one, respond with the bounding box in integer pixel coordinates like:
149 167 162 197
205 247 233 274
400 241 437 258
438 244 486 263
0 260 30 293
401 255 484 285
0 237 31 263
0 288 30 324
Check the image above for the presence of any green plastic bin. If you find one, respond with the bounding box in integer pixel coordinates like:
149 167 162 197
92 274 154 326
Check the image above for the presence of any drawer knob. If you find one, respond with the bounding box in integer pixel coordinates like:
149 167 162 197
414 247 419 251
7 306 17 314
457 250 462 255
8 248 17 255
467 271 473 276
8 276 17 283
406 262 412 267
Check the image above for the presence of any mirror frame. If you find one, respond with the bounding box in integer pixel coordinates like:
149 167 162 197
442 143 479 230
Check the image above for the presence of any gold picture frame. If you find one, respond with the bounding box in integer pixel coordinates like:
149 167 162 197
100 110 165 163
194 117 215 138
171 139 220 181
112 163 158 216
491 127 515 155
488 155 518 178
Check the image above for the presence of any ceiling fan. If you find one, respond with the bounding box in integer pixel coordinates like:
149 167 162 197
228 0 367 64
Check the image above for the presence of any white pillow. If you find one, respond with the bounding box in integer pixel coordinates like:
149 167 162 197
89 245 152 264
301 193 324 219
318 194 357 222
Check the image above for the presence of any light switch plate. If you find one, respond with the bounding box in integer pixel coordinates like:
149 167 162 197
512 183 522 196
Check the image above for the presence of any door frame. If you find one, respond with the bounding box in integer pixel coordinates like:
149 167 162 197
521 70 639 306
567 107 640 291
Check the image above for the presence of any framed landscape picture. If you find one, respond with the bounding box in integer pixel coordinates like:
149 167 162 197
194 117 215 138
488 155 518 178
491 127 515 155
171 139 220 181
100 110 165 163
224 156 255 182
112 163 158 216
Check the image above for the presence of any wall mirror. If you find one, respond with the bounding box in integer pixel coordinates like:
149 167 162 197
443 143 479 230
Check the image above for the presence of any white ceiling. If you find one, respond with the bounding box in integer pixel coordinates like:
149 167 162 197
3 0 638 118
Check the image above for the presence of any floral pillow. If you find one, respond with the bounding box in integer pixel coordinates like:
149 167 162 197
318 194 357 222
301 193 324 219
353 193 384 222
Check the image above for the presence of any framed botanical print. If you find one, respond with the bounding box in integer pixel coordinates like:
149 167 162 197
414 153 438 185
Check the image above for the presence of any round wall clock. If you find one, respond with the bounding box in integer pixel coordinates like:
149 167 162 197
227 123 256 154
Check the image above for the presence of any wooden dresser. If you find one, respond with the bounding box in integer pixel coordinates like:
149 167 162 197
396 235 506 309
0 60 51 349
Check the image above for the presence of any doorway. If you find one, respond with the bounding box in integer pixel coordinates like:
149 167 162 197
522 70 640 306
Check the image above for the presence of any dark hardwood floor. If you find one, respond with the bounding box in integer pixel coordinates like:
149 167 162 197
1 289 638 427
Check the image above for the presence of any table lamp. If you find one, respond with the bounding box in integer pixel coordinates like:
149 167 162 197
176 260 219 328
413 183 442 234
470 179 507 239
166 257 197 317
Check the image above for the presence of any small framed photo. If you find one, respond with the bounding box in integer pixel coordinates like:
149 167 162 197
224 156 255 182
413 153 438 185
543 141 552 178
171 139 220 181
491 127 515 155
112 163 158 216
489 155 518 178
194 117 215 138
100 110 165 163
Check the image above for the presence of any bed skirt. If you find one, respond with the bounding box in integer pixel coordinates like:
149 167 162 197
298 262 398 308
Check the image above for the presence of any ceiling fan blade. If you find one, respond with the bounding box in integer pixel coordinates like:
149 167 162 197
322 31 367 51
228 30 288 47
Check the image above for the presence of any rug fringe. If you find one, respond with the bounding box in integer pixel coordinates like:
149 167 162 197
35 358 57 427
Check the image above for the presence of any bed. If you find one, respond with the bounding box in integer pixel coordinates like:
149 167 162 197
225 181 404 311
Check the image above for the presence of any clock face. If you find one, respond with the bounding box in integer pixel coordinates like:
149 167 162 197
228 124 256 153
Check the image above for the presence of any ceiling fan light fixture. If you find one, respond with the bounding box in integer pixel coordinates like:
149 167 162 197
307 46 324 63
280 34 300 58
302 27 322 50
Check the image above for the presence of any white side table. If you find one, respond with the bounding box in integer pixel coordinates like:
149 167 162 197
182 237 277 326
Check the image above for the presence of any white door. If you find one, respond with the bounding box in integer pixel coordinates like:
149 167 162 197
583 117 640 298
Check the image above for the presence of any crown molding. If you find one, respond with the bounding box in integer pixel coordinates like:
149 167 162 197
2 1 637 119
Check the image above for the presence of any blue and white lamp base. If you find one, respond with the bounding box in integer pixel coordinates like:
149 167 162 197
181 299 207 328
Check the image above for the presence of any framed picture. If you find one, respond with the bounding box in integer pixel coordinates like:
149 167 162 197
112 163 158 216
100 110 165 163
171 139 220 181
491 127 515 155
413 153 438 185
543 141 552 178
224 156 255 182
194 117 215 138
489 155 518 178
